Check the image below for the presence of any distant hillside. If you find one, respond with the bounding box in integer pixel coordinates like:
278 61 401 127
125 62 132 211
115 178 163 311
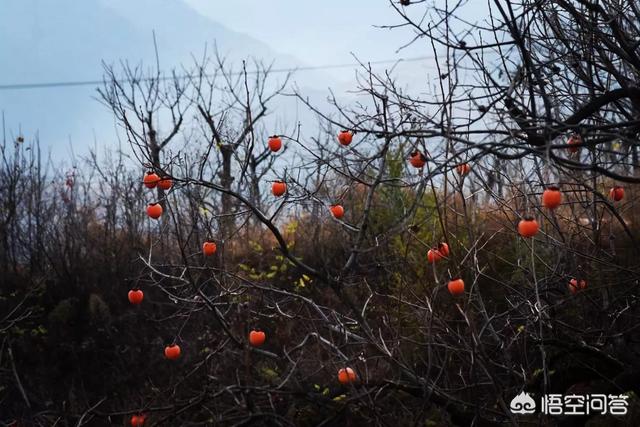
0 0 331 161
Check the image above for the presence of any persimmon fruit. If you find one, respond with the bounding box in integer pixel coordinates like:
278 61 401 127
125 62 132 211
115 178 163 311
427 248 442 263
158 177 172 191
330 204 344 219
130 414 146 427
456 163 471 175
164 344 181 360
567 133 582 153
409 151 426 168
542 186 562 209
438 242 450 257
143 171 160 189
202 241 217 256
338 367 356 385
568 278 587 294
448 278 465 296
518 217 539 238
337 130 353 146
146 203 163 219
268 135 282 152
272 181 287 197
609 186 624 202
249 330 266 347
128 289 144 305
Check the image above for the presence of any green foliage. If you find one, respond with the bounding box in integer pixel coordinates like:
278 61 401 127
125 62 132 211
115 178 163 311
30 325 48 337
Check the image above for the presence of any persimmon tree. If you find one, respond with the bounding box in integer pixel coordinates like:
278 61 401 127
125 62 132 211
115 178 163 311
4 1 640 426
95 1 640 425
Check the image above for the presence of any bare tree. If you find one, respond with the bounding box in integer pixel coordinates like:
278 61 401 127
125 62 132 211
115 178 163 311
4 2 640 426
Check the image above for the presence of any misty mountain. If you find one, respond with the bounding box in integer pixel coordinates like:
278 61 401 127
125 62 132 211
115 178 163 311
0 0 335 161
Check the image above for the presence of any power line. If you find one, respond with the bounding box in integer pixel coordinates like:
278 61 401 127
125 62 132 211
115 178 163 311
0 55 435 91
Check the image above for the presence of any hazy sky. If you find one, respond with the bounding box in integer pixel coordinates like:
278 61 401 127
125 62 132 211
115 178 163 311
184 0 429 80
0 0 487 159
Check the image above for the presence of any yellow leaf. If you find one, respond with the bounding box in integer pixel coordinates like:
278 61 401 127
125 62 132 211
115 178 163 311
285 220 298 233
249 241 263 253
261 367 279 379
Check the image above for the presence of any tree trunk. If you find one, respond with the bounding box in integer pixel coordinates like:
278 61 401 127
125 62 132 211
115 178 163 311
248 156 262 223
219 144 235 239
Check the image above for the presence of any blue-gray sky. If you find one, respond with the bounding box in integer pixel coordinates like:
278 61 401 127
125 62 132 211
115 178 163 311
184 0 426 80
0 0 486 159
